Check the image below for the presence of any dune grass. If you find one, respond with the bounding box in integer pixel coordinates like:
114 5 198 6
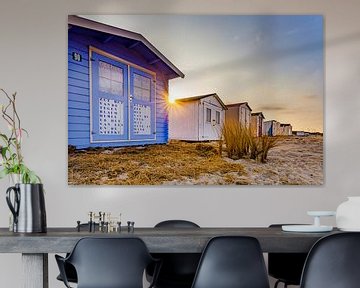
258 136 279 163
221 120 278 163
221 120 252 159
68 141 246 185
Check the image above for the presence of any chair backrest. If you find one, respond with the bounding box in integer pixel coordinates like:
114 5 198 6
67 237 154 288
300 232 360 288
191 236 270 288
152 220 201 286
155 220 200 228
268 224 308 285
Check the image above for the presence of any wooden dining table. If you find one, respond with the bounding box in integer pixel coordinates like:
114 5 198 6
0 226 339 288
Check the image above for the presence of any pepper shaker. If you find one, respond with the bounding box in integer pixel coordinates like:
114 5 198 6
77 221 81 232
88 211 93 232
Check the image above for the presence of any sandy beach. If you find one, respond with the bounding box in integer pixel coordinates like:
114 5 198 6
68 136 323 185
231 136 323 185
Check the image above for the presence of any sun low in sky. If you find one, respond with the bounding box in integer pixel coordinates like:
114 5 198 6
84 15 323 133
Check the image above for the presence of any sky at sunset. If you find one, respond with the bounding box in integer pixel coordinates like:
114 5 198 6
83 15 323 132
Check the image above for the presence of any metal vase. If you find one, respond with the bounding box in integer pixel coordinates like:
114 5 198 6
6 183 47 233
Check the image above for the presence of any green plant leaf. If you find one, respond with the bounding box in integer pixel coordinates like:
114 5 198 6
21 128 29 137
0 146 10 158
0 133 9 142
0 168 9 179
18 163 41 184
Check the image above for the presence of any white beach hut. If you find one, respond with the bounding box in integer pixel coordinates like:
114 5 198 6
279 123 293 136
264 120 281 136
295 131 306 136
169 93 227 141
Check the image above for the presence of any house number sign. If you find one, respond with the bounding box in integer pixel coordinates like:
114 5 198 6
72 52 82 62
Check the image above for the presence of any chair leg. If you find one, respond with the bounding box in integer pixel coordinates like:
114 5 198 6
274 280 290 288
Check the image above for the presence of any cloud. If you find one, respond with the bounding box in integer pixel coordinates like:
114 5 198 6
257 105 288 111
302 94 320 100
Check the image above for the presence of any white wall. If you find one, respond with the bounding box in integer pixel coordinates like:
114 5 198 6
0 0 360 287
170 101 199 140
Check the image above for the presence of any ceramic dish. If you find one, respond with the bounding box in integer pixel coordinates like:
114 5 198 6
282 225 333 232
307 211 336 217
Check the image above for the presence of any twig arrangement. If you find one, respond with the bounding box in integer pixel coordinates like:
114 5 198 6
0 88 40 183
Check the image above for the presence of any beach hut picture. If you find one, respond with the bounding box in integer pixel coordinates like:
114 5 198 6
67 15 323 186
225 102 252 129
250 112 265 137
169 93 227 141
68 16 184 149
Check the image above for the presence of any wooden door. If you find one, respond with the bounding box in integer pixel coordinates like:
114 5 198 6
129 67 156 141
91 52 129 142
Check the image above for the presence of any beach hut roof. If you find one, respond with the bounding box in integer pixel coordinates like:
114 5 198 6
226 102 252 111
264 120 278 124
175 93 228 110
68 15 184 79
251 112 265 119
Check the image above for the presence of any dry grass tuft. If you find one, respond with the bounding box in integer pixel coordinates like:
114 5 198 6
195 143 218 157
68 141 246 185
222 120 278 163
221 120 251 159
259 136 279 163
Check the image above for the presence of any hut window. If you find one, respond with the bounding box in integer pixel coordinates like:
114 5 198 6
98 98 124 135
133 104 151 135
99 61 124 96
133 73 151 102
206 108 211 122
216 111 220 124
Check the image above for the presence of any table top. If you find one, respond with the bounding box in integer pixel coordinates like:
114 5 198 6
0 227 340 254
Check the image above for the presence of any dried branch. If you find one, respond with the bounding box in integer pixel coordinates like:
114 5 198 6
0 88 40 183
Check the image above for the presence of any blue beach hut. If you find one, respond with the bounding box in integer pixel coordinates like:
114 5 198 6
68 16 184 149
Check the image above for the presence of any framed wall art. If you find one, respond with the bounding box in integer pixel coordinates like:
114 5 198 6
68 15 323 185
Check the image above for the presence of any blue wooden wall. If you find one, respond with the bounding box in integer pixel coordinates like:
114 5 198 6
68 29 170 149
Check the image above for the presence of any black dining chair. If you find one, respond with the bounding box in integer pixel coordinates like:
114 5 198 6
56 223 99 284
191 236 270 288
300 232 360 288
268 224 308 288
55 237 160 288
147 220 201 288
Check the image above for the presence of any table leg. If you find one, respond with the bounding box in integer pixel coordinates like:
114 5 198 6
22 253 48 288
